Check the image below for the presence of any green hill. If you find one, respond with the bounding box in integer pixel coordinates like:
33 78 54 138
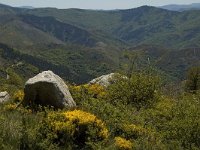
128 45 200 79
26 5 200 48
0 4 200 83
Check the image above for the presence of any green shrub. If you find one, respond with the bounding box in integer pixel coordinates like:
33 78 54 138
0 102 59 150
185 66 200 93
140 93 200 149
164 93 200 149
118 124 148 139
107 73 160 109
6 68 23 87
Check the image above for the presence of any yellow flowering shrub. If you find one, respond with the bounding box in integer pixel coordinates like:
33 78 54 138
115 137 132 150
3 103 32 114
13 90 24 102
70 84 106 99
65 110 108 139
47 110 108 147
71 85 82 92
4 103 17 111
86 84 106 98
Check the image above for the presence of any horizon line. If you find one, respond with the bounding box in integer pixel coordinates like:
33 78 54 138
0 2 200 10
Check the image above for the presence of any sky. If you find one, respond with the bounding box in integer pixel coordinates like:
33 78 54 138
1 0 200 10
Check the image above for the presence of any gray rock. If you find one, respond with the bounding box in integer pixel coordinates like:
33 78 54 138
0 91 10 103
89 73 117 87
23 71 76 109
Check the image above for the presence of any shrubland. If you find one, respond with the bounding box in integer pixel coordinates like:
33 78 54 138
0 68 199 150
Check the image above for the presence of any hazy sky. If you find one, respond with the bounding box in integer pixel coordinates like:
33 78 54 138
1 0 200 9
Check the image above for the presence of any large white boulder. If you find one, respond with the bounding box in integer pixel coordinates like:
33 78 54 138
23 71 76 109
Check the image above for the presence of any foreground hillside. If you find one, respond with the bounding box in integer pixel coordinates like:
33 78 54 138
0 69 199 149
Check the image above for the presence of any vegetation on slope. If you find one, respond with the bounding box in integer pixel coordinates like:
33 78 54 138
25 5 200 48
0 43 120 83
0 4 199 149
0 4 200 83
0 68 199 149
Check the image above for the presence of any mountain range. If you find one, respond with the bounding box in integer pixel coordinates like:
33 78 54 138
160 3 200 11
0 3 200 83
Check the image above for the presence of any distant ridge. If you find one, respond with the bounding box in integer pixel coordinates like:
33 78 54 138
19 6 35 9
160 3 200 11
0 3 12 8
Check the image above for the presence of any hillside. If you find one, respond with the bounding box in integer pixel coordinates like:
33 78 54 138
26 5 200 48
0 42 122 83
128 45 200 79
2 4 200 48
0 4 200 83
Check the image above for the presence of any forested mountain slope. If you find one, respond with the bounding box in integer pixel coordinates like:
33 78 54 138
0 3 200 83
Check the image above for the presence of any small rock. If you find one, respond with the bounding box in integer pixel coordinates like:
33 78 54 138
23 70 76 109
89 73 117 87
0 91 10 103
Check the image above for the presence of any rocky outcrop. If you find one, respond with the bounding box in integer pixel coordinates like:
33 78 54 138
0 91 10 103
89 73 117 87
23 71 76 109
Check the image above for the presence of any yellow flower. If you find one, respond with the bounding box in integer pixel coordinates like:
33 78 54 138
115 137 132 150
47 110 109 145
70 84 107 98
4 103 17 111
13 90 24 102
86 84 106 98
73 85 82 91
64 110 109 139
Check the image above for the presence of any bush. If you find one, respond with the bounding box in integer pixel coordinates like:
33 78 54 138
164 93 200 149
119 124 148 139
13 90 24 103
0 103 50 150
6 68 23 87
3 103 17 111
107 73 160 109
140 93 200 149
70 84 106 103
185 66 200 93
114 137 132 150
44 110 109 148
77 97 139 137
140 96 174 129
0 110 22 149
